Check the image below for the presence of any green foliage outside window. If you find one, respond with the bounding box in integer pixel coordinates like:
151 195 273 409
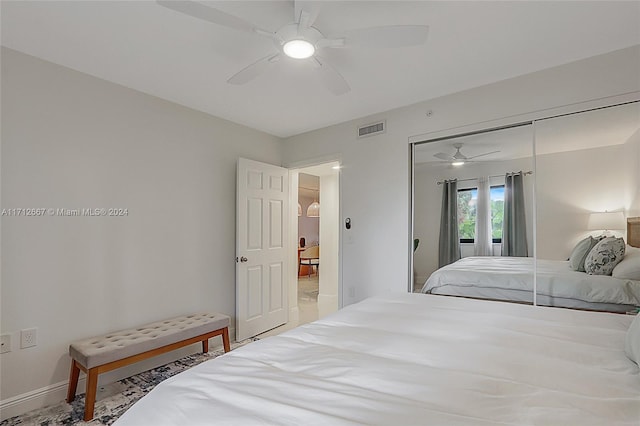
491 199 504 240
457 186 504 242
457 189 476 240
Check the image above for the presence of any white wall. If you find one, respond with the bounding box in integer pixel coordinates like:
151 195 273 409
287 171 300 325
0 48 282 416
282 45 640 305
413 157 534 284
535 143 632 260
297 195 319 246
623 129 640 218
318 171 339 318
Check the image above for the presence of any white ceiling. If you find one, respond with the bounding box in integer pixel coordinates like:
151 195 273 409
2 1 639 138
414 101 640 164
414 125 533 165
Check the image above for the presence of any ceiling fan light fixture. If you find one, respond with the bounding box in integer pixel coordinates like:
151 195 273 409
452 161 465 167
283 39 315 59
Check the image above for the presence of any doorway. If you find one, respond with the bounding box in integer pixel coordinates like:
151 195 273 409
288 162 340 327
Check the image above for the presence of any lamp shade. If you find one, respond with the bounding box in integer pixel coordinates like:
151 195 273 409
297 203 302 217
306 201 320 218
588 211 625 231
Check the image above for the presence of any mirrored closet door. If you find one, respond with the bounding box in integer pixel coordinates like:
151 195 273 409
412 100 640 314
534 101 640 312
412 124 535 302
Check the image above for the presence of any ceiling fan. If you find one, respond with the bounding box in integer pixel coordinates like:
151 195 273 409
157 1 429 95
434 143 500 166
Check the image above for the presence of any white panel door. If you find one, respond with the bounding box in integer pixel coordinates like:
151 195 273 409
236 158 288 340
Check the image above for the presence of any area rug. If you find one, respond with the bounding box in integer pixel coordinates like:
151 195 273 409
1 339 258 426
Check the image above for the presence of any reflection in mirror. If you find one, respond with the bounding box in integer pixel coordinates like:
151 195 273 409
534 101 640 312
413 125 535 305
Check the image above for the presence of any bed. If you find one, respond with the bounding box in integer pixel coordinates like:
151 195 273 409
115 294 640 425
421 217 640 313
421 256 640 312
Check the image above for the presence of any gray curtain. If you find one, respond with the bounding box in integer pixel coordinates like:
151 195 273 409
502 173 528 257
438 180 460 267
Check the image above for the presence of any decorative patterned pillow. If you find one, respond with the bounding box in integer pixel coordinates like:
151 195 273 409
584 237 626 276
568 236 598 272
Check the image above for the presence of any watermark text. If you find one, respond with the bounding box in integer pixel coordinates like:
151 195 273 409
1 208 129 217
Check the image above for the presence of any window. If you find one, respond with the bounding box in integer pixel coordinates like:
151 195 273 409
490 185 504 242
457 188 477 243
457 185 504 243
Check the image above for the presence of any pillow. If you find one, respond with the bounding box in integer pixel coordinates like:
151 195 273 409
568 236 598 272
612 247 640 281
625 313 640 365
584 237 626 276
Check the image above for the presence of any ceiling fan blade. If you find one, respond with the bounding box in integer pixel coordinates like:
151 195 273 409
157 1 267 35
316 38 345 48
468 150 501 160
227 54 280 85
294 0 320 28
316 38 344 49
313 57 350 96
434 153 454 161
338 25 429 49
453 151 468 160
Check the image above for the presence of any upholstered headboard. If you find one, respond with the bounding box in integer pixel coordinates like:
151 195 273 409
629 217 640 248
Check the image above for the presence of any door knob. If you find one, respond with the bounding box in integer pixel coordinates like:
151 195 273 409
240 256 248 263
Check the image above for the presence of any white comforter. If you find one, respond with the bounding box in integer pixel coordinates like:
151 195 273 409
115 294 640 426
422 256 640 309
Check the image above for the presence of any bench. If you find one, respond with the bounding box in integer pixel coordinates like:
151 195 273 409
66 313 230 421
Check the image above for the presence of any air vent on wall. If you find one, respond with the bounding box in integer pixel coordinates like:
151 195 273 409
358 120 386 138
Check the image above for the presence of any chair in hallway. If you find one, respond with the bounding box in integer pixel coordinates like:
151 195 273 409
299 245 320 278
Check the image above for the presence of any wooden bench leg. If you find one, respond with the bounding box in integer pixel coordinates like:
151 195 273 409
202 338 209 353
84 368 99 421
222 327 230 352
66 360 80 403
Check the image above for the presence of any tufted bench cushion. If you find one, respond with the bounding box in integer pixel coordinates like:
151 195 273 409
69 313 229 369
67 312 230 421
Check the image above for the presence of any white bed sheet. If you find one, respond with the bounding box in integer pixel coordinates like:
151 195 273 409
115 294 640 426
421 257 640 311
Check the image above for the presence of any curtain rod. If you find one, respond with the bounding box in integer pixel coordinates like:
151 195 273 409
437 170 533 185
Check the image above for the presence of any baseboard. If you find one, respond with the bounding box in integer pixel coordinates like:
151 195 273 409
318 293 338 305
318 293 338 317
0 329 236 421
0 379 74 421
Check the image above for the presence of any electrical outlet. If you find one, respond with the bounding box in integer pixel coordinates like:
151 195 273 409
20 328 37 349
0 334 11 354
